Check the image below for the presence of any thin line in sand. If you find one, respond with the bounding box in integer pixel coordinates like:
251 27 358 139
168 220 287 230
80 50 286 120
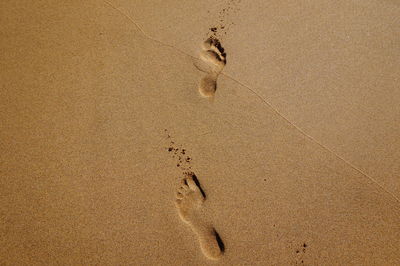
102 0 400 205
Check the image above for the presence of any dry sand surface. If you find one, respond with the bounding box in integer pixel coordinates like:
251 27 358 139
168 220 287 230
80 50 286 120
1 0 400 265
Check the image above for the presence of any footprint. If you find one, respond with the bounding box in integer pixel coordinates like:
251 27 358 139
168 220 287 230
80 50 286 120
200 50 226 70
198 72 219 98
197 37 226 98
175 173 224 260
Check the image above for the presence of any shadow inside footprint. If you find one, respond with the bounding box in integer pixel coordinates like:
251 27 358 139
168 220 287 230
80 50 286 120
212 39 227 60
214 229 225 253
190 173 207 199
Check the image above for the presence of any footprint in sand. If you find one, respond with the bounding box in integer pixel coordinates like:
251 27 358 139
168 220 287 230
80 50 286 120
197 37 226 98
175 173 224 260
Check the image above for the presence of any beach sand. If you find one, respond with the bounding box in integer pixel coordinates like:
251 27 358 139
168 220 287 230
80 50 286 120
1 0 399 265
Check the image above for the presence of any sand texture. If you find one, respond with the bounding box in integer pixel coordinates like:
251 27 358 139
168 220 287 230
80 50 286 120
1 0 400 265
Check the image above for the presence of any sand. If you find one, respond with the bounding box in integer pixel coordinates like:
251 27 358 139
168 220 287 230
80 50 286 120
1 0 400 265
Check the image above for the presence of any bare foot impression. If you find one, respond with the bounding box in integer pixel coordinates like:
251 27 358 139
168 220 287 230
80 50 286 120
175 173 224 260
197 38 226 98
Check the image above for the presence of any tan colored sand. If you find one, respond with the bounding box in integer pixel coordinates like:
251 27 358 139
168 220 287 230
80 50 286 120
1 0 399 265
